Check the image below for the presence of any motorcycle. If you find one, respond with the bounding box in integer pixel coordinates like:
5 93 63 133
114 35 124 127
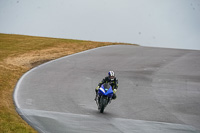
95 83 113 113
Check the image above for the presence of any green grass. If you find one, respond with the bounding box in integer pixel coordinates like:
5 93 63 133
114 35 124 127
0 33 137 132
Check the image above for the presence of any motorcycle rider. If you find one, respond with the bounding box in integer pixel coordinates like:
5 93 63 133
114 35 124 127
95 71 118 100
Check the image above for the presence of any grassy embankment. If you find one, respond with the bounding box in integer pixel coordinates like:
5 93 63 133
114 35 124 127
0 33 137 132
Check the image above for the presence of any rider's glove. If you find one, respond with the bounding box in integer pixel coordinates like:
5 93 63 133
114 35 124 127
95 86 100 91
113 89 117 94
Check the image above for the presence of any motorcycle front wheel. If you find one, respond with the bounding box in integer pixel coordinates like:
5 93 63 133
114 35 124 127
99 97 108 113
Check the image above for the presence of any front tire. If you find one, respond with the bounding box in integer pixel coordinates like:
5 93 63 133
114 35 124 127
99 97 107 113
100 105 105 113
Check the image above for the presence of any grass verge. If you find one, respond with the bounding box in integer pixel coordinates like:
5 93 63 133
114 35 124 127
0 33 137 132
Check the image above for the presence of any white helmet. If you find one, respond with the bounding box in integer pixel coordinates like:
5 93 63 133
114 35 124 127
108 71 115 77
108 71 115 80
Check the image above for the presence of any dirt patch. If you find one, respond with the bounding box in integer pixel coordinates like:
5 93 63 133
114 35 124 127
5 47 74 69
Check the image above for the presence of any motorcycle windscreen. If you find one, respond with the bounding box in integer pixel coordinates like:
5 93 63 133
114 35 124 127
103 83 110 91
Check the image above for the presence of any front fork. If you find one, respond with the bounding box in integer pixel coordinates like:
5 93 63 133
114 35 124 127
96 95 111 106
108 97 112 104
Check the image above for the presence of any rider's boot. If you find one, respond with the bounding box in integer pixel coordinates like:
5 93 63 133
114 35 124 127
94 96 97 101
112 93 117 100
94 86 99 101
94 90 98 101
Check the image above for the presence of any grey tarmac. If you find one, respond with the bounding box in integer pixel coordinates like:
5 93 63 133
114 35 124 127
14 45 200 133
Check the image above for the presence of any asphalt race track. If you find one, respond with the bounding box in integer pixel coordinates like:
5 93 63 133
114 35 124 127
14 45 200 133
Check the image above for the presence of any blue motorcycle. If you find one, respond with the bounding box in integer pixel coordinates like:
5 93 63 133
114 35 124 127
96 83 113 113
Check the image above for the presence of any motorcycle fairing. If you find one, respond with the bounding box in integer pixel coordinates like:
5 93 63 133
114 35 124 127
98 84 113 98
